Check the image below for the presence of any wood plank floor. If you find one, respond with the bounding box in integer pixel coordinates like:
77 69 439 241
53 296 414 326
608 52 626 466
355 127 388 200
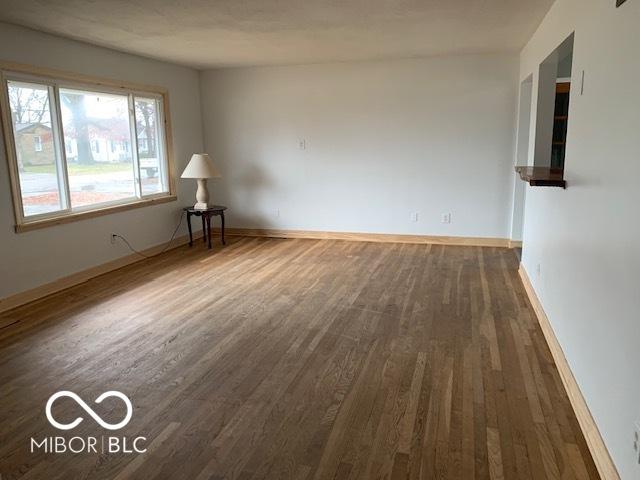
0 238 599 479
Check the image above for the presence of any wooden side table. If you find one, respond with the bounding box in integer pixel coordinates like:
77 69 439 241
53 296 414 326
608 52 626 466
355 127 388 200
184 206 227 249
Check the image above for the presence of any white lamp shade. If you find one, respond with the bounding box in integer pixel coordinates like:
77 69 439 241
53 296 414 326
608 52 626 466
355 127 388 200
181 153 221 179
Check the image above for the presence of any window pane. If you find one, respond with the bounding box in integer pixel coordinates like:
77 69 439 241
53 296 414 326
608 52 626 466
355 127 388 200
134 97 167 195
7 81 64 217
59 88 136 208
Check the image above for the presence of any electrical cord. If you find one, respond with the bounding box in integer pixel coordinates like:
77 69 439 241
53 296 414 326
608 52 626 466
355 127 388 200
112 211 186 259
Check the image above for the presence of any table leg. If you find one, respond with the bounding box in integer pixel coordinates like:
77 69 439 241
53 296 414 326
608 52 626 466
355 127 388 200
187 212 193 247
221 212 226 245
206 215 212 249
201 216 206 243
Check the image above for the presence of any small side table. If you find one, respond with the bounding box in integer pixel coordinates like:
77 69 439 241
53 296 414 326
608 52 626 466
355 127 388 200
184 206 227 249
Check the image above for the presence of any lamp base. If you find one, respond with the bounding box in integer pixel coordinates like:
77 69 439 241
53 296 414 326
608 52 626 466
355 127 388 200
194 179 210 210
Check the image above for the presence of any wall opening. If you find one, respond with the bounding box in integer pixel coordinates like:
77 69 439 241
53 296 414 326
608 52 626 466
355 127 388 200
533 33 574 172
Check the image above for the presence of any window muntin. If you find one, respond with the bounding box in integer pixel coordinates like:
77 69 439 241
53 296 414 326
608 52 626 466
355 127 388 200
2 71 172 225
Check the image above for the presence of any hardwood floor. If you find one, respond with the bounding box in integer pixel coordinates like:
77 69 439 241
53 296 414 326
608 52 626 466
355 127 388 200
0 238 599 479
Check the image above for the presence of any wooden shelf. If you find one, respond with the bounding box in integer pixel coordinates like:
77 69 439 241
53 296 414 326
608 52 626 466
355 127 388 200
515 166 566 188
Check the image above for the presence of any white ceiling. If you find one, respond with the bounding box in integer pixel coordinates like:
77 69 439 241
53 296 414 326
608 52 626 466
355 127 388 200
0 0 554 69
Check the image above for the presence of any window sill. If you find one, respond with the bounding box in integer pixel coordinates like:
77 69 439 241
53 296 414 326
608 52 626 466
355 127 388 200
515 166 566 188
15 194 177 233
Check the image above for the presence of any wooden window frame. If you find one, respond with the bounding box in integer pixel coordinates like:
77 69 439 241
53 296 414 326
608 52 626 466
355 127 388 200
0 61 177 233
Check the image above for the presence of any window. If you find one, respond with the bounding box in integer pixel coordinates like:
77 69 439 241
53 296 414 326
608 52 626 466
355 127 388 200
1 65 175 231
59 88 136 208
6 81 64 216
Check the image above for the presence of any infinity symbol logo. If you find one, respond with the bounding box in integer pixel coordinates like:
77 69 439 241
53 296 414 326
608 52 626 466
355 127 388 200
45 391 133 431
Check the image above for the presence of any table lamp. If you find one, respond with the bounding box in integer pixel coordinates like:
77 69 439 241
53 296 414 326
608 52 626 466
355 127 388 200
181 153 221 209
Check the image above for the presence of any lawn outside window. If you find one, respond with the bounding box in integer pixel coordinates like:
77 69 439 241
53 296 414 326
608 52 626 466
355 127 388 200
0 62 176 232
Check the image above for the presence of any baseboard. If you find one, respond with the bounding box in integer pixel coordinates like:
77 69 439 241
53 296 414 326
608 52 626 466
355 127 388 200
508 239 523 248
218 227 511 247
0 232 199 315
518 265 620 480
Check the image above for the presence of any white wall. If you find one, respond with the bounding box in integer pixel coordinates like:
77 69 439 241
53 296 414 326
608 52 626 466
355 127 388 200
200 54 518 238
0 23 204 300
519 0 640 477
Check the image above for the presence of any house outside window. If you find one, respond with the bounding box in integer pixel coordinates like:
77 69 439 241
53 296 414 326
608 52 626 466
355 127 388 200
34 135 42 152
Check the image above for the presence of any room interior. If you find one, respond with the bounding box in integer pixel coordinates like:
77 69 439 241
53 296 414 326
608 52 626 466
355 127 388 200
0 0 637 478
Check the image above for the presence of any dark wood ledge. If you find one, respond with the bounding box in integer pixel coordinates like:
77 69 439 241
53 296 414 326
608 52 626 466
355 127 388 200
515 166 566 188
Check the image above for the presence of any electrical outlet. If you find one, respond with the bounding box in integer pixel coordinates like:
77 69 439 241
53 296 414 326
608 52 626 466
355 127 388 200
441 213 451 224
110 234 117 245
411 212 419 223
